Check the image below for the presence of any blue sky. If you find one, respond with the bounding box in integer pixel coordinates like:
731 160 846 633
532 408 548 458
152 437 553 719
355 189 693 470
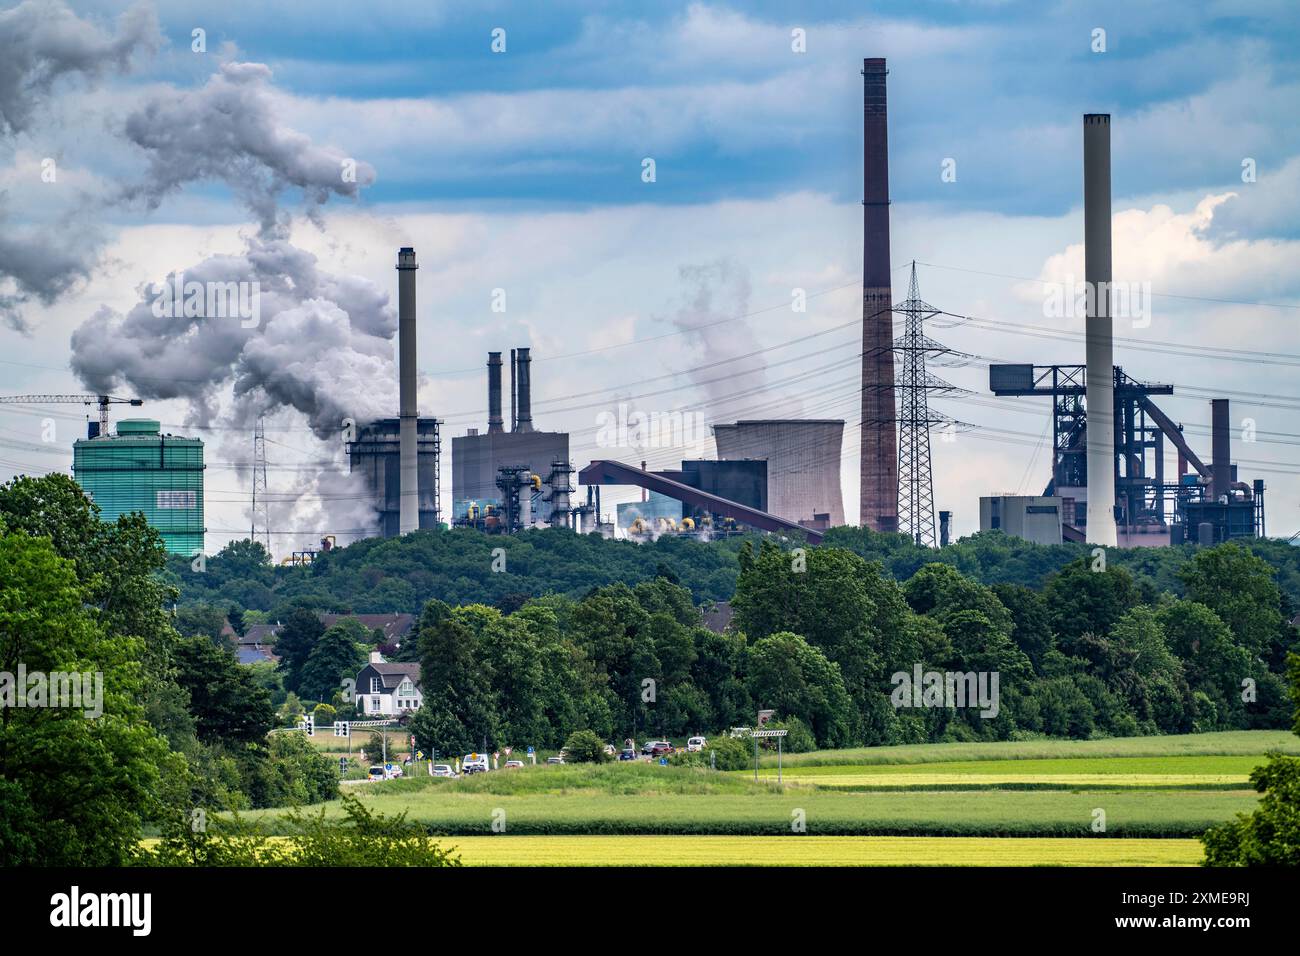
3 0 1299 551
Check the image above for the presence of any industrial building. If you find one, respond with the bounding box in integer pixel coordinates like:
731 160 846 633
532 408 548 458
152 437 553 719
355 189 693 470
712 419 845 529
347 418 442 537
72 419 205 555
982 116 1265 548
451 349 571 528
979 496 1065 546
616 492 683 533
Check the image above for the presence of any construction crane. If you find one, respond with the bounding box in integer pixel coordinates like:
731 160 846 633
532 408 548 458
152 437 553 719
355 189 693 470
0 394 144 437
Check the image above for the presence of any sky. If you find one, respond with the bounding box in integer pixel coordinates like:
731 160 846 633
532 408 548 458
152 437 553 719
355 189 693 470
2 0 1298 557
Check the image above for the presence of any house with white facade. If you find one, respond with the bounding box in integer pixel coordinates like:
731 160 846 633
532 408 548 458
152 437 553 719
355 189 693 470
354 653 423 716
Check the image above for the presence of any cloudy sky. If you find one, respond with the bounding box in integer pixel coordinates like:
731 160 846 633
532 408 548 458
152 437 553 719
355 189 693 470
2 0 1298 556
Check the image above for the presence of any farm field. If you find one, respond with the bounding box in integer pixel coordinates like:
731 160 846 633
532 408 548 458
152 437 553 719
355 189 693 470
747 755 1265 789
441 835 1204 867
234 732 1287 864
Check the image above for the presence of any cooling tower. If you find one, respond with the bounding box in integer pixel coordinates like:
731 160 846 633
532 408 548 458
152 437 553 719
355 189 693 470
713 419 845 527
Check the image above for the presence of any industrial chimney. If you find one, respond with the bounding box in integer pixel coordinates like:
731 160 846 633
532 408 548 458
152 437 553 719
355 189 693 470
1083 114 1117 546
487 352 504 434
1211 398 1231 502
515 346 534 433
859 57 899 533
396 247 419 535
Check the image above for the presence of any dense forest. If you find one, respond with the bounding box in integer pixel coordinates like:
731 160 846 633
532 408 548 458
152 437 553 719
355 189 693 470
165 522 1300 627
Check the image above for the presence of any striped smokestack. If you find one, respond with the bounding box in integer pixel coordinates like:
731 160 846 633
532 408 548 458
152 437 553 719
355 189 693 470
1083 114 1117 546
859 57 898 532
396 247 419 535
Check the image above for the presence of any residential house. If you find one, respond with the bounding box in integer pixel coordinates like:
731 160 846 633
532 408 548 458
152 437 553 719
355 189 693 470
354 653 423 716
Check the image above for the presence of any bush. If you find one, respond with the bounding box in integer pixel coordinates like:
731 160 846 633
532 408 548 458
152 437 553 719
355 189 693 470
313 703 337 725
1202 754 1300 866
758 718 817 754
671 734 751 771
563 729 609 764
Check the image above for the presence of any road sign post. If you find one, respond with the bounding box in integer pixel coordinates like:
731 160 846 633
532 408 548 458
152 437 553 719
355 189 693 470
751 729 788 784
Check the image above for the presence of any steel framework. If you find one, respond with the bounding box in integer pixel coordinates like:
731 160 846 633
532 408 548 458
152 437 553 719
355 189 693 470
894 263 965 547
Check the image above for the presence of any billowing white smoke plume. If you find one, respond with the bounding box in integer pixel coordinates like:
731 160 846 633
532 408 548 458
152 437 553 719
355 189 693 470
0 0 159 331
118 60 375 237
71 238 397 437
70 56 390 550
670 259 772 409
0 0 158 135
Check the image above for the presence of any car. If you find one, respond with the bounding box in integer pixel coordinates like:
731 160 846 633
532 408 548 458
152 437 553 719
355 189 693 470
687 736 706 752
546 755 564 765
431 764 458 778
367 765 386 781
649 741 675 757
618 748 637 761
462 753 490 774
384 763 403 778
504 760 524 769
603 744 618 757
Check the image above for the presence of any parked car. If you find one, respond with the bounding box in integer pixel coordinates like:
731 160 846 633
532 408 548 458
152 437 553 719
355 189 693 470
618 748 637 761
649 741 675 757
546 755 565 765
431 764 458 778
504 759 524 769
687 736 706 752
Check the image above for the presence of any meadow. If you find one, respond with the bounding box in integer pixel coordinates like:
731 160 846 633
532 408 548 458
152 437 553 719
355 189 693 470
241 731 1293 863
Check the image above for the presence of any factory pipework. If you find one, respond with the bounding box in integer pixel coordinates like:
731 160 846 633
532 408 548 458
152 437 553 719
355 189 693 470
1211 398 1231 501
396 247 419 535
1083 114 1117 546
487 352 504 433
515 346 534 433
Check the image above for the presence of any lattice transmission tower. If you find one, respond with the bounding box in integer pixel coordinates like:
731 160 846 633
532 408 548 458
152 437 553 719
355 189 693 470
251 415 270 555
894 262 969 547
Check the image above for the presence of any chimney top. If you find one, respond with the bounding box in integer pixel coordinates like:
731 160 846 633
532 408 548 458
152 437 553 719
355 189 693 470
396 247 418 270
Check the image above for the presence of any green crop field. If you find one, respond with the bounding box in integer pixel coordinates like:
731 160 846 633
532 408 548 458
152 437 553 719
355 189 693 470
441 835 1204 867
234 731 1289 864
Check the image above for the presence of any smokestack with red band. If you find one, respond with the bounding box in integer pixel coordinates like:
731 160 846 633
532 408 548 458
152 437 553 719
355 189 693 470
396 247 419 535
859 57 898 532
487 352 504 433
516 346 533 433
1083 114 1117 546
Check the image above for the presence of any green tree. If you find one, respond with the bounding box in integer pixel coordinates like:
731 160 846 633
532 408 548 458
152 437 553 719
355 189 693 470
562 729 609 763
0 531 170 865
274 609 326 694
298 621 366 703
172 636 275 745
745 632 854 748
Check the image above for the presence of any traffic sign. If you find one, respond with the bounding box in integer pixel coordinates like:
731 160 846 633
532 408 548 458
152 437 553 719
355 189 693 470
751 729 788 738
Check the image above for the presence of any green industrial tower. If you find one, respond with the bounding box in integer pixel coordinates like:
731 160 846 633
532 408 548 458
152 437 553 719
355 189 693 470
73 419 205 556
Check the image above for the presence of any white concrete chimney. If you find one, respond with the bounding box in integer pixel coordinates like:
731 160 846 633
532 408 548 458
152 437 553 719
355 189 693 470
1083 115 1117 546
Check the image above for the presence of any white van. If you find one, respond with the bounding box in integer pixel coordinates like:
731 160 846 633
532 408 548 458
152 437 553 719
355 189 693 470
687 736 706 752
462 753 490 774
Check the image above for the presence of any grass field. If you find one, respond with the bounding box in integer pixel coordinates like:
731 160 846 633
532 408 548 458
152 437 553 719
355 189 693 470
747 754 1266 790
441 835 1204 867
236 731 1288 863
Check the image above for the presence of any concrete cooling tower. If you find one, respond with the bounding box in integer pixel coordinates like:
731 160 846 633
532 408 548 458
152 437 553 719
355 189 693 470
712 419 845 529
